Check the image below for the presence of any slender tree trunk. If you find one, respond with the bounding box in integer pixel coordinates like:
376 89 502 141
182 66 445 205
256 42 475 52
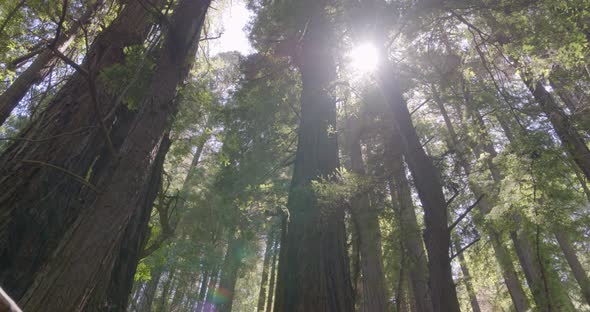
204 267 221 312
346 116 389 312
384 126 432 312
274 1 354 311
555 231 590 305
257 232 275 311
218 230 245 312
525 77 590 181
266 239 278 312
137 267 164 312
377 69 460 311
435 88 531 312
454 237 481 312
0 0 104 126
0 0 162 300
16 1 211 310
158 269 177 312
195 270 210 312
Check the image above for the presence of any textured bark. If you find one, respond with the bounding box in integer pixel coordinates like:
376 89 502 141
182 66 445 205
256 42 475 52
16 0 210 310
378 70 460 311
435 89 531 312
384 127 432 312
346 116 389 312
257 232 275 311
525 78 590 181
0 0 161 300
273 1 354 311
0 0 104 126
555 231 590 305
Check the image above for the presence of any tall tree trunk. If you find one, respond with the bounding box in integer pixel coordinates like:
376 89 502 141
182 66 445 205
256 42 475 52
218 230 245 312
453 237 481 312
346 116 389 312
555 231 590 305
435 88 531 312
0 0 162 300
266 239 278 312
195 270 211 312
384 126 432 312
137 267 164 312
377 70 460 311
525 77 590 181
274 1 354 311
257 231 275 311
157 269 177 312
204 266 221 312
16 1 211 310
0 0 104 126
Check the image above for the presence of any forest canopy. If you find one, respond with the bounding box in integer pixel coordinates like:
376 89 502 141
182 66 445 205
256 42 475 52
0 0 590 311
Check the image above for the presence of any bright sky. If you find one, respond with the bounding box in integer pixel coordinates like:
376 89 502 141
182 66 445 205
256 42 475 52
208 0 254 56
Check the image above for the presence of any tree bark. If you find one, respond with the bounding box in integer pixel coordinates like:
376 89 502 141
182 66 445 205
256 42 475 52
195 270 210 312
0 0 104 126
555 231 590 305
0 0 162 300
346 116 389 312
273 1 354 311
15 0 211 310
377 69 460 312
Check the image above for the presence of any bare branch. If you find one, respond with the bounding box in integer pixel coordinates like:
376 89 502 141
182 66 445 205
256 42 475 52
449 194 485 232
451 236 481 260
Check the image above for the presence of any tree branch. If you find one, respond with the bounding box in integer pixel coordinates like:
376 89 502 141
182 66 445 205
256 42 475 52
449 194 484 232
451 236 481 260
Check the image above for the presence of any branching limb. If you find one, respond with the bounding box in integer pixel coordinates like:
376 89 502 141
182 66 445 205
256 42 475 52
449 194 485 232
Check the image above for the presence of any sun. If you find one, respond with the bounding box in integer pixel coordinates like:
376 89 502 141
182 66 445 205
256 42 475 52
348 43 379 73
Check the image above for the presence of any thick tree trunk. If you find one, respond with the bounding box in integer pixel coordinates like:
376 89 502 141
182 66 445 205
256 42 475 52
525 78 590 181
346 116 389 312
218 230 245 312
0 0 161 300
257 232 275 311
15 0 210 310
382 119 432 312
555 231 590 305
435 90 531 312
0 0 104 126
274 2 354 311
378 70 460 312
266 239 278 312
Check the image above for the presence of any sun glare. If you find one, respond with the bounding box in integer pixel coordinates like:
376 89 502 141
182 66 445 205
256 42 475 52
348 43 379 73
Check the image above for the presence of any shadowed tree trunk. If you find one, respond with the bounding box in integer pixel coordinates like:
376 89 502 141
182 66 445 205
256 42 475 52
218 229 246 312
383 125 432 312
266 238 278 312
257 231 275 311
195 269 210 312
273 1 354 311
525 77 590 181
555 231 590 305
0 0 104 126
15 0 211 310
0 0 163 300
346 116 388 312
136 267 164 312
453 236 481 312
435 87 531 312
377 69 460 311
